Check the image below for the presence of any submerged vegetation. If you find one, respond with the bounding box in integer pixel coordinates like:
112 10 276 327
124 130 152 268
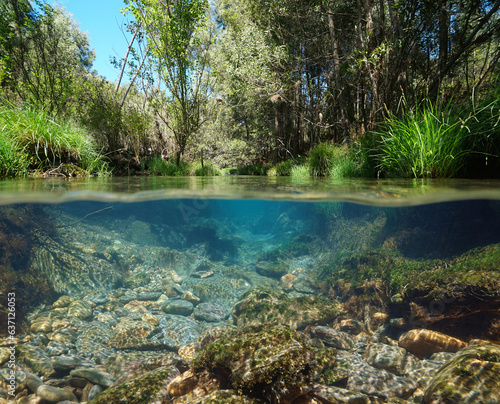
0 0 499 177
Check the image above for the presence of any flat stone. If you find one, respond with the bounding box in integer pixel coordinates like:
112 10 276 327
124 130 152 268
399 329 467 358
425 343 500 404
70 367 116 388
162 299 194 316
53 355 93 372
25 373 44 394
193 302 227 322
67 300 92 320
363 343 407 374
310 326 354 350
36 385 77 403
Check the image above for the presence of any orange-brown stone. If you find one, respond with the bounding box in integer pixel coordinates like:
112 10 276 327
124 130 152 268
398 328 467 358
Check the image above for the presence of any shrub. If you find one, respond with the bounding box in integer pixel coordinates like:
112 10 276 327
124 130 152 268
236 163 269 175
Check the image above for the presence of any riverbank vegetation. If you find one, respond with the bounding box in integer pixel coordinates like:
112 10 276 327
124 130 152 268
0 0 499 178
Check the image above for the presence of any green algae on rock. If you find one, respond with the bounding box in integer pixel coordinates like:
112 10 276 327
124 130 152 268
88 365 178 404
424 343 500 404
191 324 341 403
232 289 343 330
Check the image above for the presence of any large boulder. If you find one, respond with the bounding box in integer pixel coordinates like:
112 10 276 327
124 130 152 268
425 343 500 404
232 289 343 330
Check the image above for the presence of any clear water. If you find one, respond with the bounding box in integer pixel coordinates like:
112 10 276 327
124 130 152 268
1 176 499 402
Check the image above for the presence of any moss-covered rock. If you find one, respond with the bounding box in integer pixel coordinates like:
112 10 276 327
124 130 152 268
88 366 178 404
424 343 500 404
232 289 343 330
191 324 341 403
255 261 288 278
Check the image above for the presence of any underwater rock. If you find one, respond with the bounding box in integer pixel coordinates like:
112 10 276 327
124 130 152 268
255 261 288 279
191 324 340 403
280 273 297 290
172 389 264 403
310 326 355 350
182 291 201 305
52 295 74 308
192 302 228 323
31 234 122 295
363 343 408 375
30 317 53 333
402 352 455 391
151 314 202 349
52 355 93 372
36 384 77 403
339 319 364 335
70 367 116 388
166 369 198 397
75 322 114 359
162 299 194 316
87 366 177 404
398 329 467 358
108 319 159 350
67 300 92 320
17 345 54 378
142 313 159 326
25 373 44 394
346 356 417 399
312 385 376 403
88 384 103 401
424 343 500 404
232 289 344 330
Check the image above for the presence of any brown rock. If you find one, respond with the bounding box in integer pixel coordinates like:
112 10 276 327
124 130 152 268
167 370 198 397
398 329 467 358
280 273 297 290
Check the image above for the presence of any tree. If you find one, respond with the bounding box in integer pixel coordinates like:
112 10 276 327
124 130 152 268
3 3 95 115
125 0 212 165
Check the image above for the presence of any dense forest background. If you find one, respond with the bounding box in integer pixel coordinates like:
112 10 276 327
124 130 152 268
1 0 499 176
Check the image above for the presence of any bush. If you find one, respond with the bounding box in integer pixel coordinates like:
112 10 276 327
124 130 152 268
371 100 472 178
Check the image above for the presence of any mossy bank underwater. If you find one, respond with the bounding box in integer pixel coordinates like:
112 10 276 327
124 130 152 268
1 186 500 403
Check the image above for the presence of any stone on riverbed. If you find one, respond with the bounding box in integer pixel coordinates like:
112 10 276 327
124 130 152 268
424 343 500 404
36 385 77 403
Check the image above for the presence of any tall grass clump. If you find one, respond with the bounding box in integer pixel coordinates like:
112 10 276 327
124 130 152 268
0 101 107 175
0 135 29 177
290 164 310 178
267 159 296 176
372 101 471 178
309 143 336 176
191 161 221 176
143 156 190 176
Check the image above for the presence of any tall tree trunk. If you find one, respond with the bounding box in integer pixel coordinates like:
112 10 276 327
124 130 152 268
327 4 349 140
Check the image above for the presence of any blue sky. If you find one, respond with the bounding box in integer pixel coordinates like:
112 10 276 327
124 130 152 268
57 0 130 83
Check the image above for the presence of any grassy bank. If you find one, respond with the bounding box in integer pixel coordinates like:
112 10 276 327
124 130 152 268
0 101 108 177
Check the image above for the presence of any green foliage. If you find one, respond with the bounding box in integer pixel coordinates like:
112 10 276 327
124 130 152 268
0 101 107 176
191 161 221 176
371 101 472 178
236 163 269 175
0 134 29 177
290 164 311 178
143 156 189 176
309 143 337 176
267 159 296 176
